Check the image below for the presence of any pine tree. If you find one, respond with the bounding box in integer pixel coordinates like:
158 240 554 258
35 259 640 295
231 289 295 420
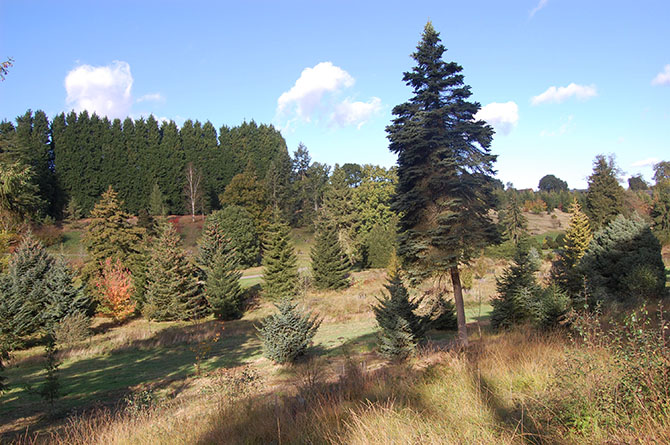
144 222 207 321
499 192 528 245
82 186 146 283
262 212 299 300
0 235 89 345
579 214 665 302
310 221 350 290
196 221 244 320
257 299 321 364
490 241 542 330
386 23 497 346
205 249 244 320
551 199 592 297
372 262 425 360
585 154 625 229
149 183 167 216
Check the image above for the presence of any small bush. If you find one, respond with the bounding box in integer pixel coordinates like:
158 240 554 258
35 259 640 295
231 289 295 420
257 299 321 364
93 258 136 323
54 312 91 345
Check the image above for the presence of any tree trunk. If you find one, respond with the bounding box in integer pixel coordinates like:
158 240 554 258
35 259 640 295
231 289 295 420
450 265 469 347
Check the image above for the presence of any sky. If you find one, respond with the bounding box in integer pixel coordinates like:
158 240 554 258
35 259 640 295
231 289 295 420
1 0 669 190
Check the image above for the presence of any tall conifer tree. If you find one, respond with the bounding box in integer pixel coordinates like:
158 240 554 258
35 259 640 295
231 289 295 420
310 221 350 290
585 154 625 229
262 211 299 300
386 23 497 346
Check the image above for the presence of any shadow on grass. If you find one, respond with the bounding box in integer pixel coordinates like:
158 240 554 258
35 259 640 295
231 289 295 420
0 318 263 441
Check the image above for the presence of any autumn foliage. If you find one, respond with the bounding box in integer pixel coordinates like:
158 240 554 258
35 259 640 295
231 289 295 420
93 258 136 322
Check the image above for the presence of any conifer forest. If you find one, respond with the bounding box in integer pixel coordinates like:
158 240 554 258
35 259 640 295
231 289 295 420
1 19 669 445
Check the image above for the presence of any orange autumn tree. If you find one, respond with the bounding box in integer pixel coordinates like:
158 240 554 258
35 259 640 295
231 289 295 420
93 258 136 322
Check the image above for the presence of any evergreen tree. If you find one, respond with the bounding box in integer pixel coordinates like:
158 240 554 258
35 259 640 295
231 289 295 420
202 206 260 267
262 212 299 300
205 249 244 320
490 241 542 330
82 186 146 284
538 174 568 192
386 23 497 346
321 166 359 264
257 299 321 364
372 262 425 360
499 192 528 245
144 222 207 321
551 199 593 298
585 154 625 229
0 235 89 345
149 183 167 216
579 214 666 302
650 184 670 244
310 221 350 290
219 162 270 230
196 221 244 320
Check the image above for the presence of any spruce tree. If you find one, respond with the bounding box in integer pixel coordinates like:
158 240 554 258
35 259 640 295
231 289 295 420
82 186 146 283
262 212 299 300
372 262 425 360
149 183 167 216
203 206 260 267
310 221 350 290
585 154 625 229
144 222 207 321
257 299 321 364
321 166 359 264
490 240 542 330
499 192 528 245
386 23 497 346
579 214 666 302
196 222 244 320
551 199 592 297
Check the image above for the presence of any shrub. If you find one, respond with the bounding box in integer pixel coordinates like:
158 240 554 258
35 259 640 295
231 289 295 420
423 293 458 331
93 258 136 323
53 311 91 345
257 299 321 364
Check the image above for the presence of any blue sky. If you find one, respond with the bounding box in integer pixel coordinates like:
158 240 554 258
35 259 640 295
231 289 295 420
1 0 669 189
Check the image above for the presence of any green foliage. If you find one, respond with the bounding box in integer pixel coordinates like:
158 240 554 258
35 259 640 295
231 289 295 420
205 249 244 320
650 184 670 244
82 186 146 289
257 299 321 364
490 241 542 330
533 285 571 329
219 164 270 230
498 192 527 245
149 183 167 216
585 154 625 230
0 235 88 344
310 222 350 290
40 334 60 407
538 174 568 192
144 222 207 321
0 146 43 226
321 166 359 264
203 206 260 267
579 214 666 302
372 266 426 359
627 175 648 191
422 290 457 331
262 213 299 301
364 220 397 268
64 197 82 222
551 199 592 298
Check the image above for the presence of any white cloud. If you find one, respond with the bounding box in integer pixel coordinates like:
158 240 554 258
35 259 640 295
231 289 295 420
331 97 382 129
631 157 660 168
277 62 354 120
529 0 548 18
65 61 134 119
137 93 165 103
474 101 519 135
531 83 597 105
651 64 670 86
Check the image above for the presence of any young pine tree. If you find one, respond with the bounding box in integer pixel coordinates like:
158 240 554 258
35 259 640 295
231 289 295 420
310 221 350 290
144 222 207 321
372 261 426 360
262 212 299 300
490 240 542 331
257 299 321 364
551 198 592 298
82 186 146 285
